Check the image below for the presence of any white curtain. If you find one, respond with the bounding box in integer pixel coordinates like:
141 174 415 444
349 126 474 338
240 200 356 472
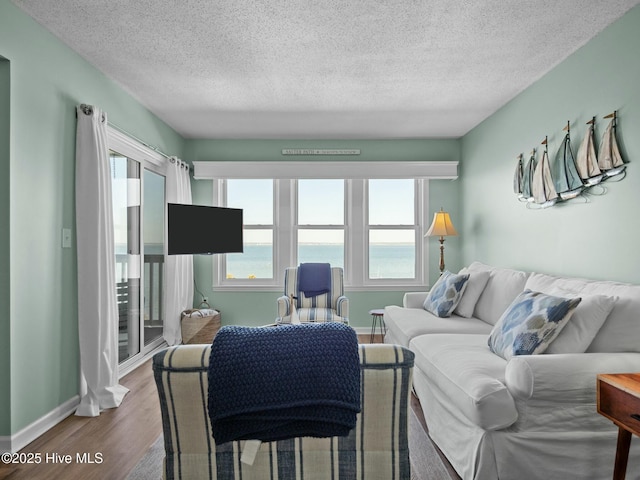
75 104 129 417
164 157 194 345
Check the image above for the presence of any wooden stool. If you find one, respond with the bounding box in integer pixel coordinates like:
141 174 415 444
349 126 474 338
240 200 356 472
369 309 386 343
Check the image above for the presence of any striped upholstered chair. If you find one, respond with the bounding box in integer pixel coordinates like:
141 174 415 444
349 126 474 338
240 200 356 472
276 266 349 324
153 343 415 479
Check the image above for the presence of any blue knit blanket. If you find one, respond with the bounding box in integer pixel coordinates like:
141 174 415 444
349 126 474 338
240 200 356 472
207 323 361 445
298 262 331 297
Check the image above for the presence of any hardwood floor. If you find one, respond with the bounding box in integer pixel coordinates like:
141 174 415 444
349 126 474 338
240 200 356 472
0 358 162 480
0 335 459 480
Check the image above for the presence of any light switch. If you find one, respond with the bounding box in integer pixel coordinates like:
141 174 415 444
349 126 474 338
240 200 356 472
62 228 72 248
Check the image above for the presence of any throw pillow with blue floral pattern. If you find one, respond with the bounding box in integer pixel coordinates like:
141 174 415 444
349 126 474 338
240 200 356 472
423 270 470 318
488 289 582 360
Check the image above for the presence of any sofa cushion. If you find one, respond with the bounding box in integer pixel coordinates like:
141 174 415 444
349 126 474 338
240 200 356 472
488 290 581 360
526 272 640 353
423 270 470 317
545 292 615 354
524 273 616 354
583 280 640 353
524 272 563 292
383 305 493 347
469 263 530 325
409 334 517 430
454 268 490 318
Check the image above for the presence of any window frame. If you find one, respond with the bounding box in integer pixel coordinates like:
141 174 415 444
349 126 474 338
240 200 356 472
197 160 458 291
365 178 421 285
220 179 277 283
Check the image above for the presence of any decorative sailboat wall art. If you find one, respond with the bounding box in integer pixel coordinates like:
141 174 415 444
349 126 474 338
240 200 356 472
531 136 558 208
513 153 523 197
598 111 626 178
576 117 604 186
514 150 536 203
553 121 584 200
512 111 627 208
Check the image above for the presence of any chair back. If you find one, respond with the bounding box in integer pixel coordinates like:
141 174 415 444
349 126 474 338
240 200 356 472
153 343 414 479
283 266 344 310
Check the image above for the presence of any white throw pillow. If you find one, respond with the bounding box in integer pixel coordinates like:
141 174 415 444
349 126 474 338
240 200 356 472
545 292 616 354
454 268 491 318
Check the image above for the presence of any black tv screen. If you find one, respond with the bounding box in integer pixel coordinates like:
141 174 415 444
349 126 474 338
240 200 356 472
168 203 244 255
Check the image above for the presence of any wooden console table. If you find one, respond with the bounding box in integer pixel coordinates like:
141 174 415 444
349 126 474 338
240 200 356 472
597 373 640 479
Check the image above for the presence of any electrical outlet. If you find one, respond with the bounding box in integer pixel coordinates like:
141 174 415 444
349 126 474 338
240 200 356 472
62 228 72 248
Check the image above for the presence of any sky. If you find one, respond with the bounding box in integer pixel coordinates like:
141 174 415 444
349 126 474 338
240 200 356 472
227 178 416 244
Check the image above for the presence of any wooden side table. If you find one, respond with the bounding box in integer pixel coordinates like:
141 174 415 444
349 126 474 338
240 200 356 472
368 309 386 343
597 373 640 479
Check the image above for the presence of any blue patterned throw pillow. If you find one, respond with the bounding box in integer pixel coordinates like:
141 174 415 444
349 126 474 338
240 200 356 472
423 270 470 318
488 289 582 360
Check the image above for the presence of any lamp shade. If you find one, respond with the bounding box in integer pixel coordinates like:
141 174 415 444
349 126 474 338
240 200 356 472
425 209 458 237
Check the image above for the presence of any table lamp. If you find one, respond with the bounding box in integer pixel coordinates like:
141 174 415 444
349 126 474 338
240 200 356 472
425 208 458 274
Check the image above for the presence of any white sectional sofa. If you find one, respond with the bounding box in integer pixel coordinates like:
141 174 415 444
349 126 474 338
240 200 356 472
384 261 640 480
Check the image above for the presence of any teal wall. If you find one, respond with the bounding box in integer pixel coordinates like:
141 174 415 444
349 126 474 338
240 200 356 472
0 1 184 436
461 5 640 284
185 139 461 327
5 0 639 443
0 56 10 435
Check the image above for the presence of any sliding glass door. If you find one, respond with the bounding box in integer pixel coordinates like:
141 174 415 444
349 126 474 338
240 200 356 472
110 151 166 364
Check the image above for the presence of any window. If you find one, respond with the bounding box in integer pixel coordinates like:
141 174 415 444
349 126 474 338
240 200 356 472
297 179 345 268
367 179 417 280
199 160 459 290
225 179 274 280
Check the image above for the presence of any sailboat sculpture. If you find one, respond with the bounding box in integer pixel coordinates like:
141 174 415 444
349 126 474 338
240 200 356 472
521 150 536 202
598 110 626 178
513 154 524 198
553 121 585 200
575 116 604 186
531 137 558 208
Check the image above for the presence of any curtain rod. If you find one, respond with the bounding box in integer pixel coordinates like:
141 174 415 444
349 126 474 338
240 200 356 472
108 122 173 161
77 103 174 162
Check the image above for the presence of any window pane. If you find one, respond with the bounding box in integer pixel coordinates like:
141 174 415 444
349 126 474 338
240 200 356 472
226 229 272 279
298 179 344 225
369 179 414 225
110 152 141 362
298 229 344 268
227 179 273 224
369 230 415 279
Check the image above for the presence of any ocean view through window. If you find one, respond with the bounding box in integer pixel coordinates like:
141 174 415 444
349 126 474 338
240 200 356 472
227 243 414 279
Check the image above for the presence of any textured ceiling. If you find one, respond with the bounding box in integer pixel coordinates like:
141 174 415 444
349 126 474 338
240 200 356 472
12 0 640 139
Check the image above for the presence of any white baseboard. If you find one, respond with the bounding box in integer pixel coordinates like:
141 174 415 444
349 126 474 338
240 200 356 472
0 395 79 453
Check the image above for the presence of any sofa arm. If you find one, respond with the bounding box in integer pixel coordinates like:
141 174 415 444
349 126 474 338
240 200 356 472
505 352 640 403
403 291 427 309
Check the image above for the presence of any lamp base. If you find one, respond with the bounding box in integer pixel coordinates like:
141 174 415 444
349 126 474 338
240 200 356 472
439 237 446 274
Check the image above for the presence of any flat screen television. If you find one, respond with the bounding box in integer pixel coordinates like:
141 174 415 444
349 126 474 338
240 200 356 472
168 203 244 255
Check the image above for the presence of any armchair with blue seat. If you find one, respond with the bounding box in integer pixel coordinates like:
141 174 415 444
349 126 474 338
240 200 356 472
276 264 349 324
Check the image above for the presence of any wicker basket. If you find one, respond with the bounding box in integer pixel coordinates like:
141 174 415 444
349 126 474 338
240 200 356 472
181 307 221 344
